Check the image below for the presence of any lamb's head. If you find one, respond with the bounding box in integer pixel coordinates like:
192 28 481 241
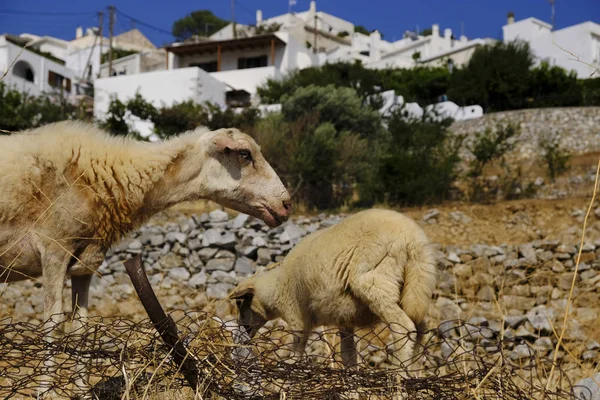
195 128 291 227
229 280 272 338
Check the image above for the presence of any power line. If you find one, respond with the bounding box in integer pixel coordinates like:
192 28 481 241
115 9 173 37
234 0 255 19
0 10 95 16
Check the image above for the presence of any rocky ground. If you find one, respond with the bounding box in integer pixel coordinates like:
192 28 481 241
2 196 599 391
2 125 600 396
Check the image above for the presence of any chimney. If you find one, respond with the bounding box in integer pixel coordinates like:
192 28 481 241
76 26 83 39
256 9 263 24
309 1 316 13
432 24 440 37
444 28 452 40
507 11 515 25
460 35 468 43
369 30 381 62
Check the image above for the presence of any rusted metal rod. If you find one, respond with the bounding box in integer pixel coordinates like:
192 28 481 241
123 254 201 390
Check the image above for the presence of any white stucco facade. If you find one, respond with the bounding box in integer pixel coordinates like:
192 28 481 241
94 67 227 138
0 35 76 99
94 67 227 117
211 1 352 53
503 17 600 78
165 31 317 95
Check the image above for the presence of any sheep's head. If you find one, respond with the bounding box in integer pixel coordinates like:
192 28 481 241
197 128 291 227
229 282 269 338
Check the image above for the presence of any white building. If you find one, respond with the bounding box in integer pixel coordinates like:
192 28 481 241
502 13 600 78
0 35 75 99
211 1 352 54
324 24 494 70
94 31 319 137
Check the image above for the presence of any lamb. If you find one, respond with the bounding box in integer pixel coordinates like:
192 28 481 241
0 120 291 397
229 208 437 372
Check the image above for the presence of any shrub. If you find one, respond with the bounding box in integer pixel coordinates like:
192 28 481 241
98 96 130 136
252 87 377 210
280 84 383 140
257 62 450 106
581 76 600 106
526 62 582 107
448 40 534 111
365 109 463 206
150 100 209 138
0 82 78 132
540 133 571 182
466 122 521 201
467 122 519 178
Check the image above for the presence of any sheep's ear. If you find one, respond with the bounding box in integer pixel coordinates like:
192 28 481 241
229 285 255 301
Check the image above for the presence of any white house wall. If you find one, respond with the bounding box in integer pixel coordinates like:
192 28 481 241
528 22 600 77
503 18 552 44
211 66 281 95
66 44 109 81
504 19 600 78
37 41 68 61
420 45 480 68
178 45 286 71
1 38 75 97
99 54 142 78
93 67 227 121
278 32 320 70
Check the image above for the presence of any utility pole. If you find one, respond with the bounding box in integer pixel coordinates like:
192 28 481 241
97 11 104 78
313 14 317 54
108 5 115 77
231 0 237 38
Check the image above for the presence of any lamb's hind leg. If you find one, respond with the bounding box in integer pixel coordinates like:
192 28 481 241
71 274 93 398
339 328 357 370
350 269 415 400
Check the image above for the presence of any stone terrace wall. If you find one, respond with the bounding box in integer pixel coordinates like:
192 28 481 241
450 107 600 161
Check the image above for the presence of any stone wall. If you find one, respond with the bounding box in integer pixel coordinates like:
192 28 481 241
450 107 600 161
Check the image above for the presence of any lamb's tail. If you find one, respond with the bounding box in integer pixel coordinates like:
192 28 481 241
399 240 438 334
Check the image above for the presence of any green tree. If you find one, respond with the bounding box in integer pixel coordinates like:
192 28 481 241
367 111 463 206
257 62 450 106
172 10 229 41
253 86 378 209
526 61 582 107
448 40 534 111
280 84 383 140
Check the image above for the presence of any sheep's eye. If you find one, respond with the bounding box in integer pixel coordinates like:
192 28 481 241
239 149 252 161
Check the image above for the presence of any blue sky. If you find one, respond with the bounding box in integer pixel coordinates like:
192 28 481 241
1 0 598 47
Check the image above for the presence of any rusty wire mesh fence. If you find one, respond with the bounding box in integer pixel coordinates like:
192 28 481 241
0 311 590 399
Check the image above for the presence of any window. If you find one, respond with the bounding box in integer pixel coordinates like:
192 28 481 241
13 60 35 82
190 61 218 72
47 70 71 92
593 34 600 63
237 55 268 69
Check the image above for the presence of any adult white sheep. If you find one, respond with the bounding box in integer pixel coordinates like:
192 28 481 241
229 208 437 374
0 120 291 396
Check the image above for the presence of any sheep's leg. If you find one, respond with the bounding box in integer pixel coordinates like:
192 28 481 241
39 251 70 399
350 271 415 400
71 274 93 398
339 328 357 370
285 320 309 364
